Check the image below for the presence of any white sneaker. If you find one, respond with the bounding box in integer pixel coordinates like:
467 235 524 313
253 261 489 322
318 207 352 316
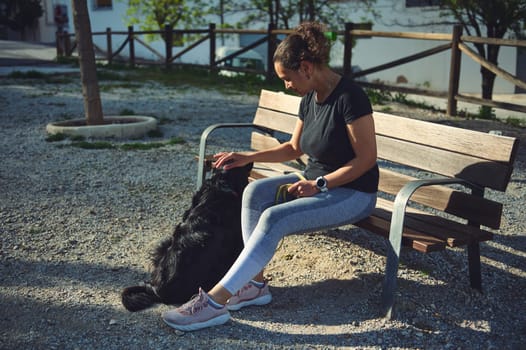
226 281 272 311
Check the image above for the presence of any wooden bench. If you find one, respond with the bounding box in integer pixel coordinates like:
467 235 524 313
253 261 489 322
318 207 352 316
196 89 519 318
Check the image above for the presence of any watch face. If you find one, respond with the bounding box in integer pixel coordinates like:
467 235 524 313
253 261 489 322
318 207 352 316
316 177 326 188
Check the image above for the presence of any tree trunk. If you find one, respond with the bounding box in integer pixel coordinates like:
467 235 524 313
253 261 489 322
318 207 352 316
72 0 103 125
480 67 496 100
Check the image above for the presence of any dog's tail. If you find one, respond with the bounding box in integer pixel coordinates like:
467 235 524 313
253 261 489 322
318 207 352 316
121 284 162 312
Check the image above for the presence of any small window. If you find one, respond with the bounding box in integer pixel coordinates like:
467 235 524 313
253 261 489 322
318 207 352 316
94 0 112 9
406 0 441 7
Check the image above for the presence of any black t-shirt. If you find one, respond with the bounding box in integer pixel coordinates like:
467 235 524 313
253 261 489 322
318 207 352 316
298 77 379 193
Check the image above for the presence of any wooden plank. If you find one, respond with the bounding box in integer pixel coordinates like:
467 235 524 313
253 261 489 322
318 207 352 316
259 90 301 115
351 29 452 41
251 133 309 164
252 108 298 134
459 43 526 90
376 135 514 191
379 168 503 229
357 43 451 77
462 35 526 48
250 162 303 180
356 215 447 253
254 162 300 175
251 132 282 150
374 198 494 247
456 94 526 114
374 112 518 163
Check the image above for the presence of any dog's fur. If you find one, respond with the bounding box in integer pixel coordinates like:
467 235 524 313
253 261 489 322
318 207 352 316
121 162 253 312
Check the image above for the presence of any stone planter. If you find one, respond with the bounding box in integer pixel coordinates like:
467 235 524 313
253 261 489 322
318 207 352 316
46 116 158 139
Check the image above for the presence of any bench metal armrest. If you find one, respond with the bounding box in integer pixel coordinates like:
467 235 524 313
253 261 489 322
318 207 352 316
391 177 481 235
197 123 272 189
383 176 482 319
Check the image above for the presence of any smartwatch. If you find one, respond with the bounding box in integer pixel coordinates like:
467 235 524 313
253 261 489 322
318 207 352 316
315 176 328 192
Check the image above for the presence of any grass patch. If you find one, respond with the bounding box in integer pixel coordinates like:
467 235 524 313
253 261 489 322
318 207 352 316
55 56 79 66
7 70 74 84
71 141 115 149
119 137 185 150
101 65 283 95
365 88 392 105
70 135 86 141
97 70 132 81
8 70 47 79
45 133 68 142
119 108 135 115
166 136 185 145
47 133 185 150
477 106 496 120
505 117 525 128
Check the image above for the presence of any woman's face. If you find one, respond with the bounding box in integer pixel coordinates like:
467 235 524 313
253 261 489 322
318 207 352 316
274 61 312 96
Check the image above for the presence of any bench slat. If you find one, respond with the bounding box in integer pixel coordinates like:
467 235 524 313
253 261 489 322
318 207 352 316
253 108 298 134
356 215 447 253
250 162 301 179
374 198 494 247
251 132 310 165
259 90 301 115
374 111 519 163
379 168 503 229
377 135 513 191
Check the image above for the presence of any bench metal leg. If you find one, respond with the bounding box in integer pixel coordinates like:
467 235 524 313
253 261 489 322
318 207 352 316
381 179 447 319
467 242 482 291
382 202 404 319
382 228 402 319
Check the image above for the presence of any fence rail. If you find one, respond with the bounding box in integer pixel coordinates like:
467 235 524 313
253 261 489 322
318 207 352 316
56 23 526 117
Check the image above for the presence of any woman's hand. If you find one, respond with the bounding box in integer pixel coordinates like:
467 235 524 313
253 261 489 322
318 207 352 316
213 152 251 170
287 180 319 197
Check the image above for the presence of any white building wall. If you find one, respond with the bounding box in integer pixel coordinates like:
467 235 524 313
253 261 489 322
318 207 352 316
38 0 518 94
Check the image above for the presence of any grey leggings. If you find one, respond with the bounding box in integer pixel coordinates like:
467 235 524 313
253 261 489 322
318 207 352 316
218 173 377 294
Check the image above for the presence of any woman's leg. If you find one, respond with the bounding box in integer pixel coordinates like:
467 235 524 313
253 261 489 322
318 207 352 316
240 173 302 243
238 173 303 284
217 187 377 299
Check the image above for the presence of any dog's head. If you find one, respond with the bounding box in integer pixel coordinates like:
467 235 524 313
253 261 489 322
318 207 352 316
210 162 253 196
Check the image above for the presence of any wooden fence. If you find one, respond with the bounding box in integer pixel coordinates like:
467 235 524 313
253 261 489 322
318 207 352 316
56 23 526 117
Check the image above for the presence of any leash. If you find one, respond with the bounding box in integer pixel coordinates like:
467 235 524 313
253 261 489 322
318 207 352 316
275 172 306 204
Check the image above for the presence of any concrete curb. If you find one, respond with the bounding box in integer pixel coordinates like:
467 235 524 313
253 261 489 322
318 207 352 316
46 116 158 139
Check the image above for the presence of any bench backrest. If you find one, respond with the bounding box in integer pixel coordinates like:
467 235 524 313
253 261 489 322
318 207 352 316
250 90 519 229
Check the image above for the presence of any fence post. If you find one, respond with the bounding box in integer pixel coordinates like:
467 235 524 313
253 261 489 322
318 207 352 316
64 31 71 56
447 24 463 116
165 24 173 69
343 22 354 79
106 27 112 65
128 25 135 67
209 23 216 73
56 31 63 57
266 22 276 82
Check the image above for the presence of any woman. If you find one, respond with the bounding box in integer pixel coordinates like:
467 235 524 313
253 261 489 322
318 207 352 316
162 22 379 331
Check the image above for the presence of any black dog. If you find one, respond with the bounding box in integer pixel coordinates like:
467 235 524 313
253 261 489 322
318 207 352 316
121 162 253 312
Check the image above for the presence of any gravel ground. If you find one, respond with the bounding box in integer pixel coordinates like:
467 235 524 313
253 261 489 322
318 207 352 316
0 75 525 350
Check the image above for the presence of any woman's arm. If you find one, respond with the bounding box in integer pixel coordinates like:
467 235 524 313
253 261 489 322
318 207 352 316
214 119 305 170
287 114 377 196
324 113 377 188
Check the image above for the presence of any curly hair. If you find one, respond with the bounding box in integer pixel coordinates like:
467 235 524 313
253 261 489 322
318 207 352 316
273 22 331 71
